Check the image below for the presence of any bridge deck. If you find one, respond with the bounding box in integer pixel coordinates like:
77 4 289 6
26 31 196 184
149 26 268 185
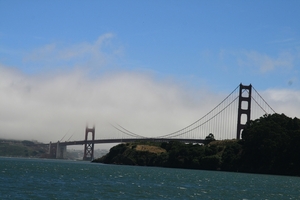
55 138 208 146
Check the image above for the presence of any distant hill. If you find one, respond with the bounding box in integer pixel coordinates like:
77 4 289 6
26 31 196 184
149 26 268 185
0 139 108 160
0 139 48 158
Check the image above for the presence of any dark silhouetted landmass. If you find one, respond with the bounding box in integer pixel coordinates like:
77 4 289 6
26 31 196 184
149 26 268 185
93 113 300 176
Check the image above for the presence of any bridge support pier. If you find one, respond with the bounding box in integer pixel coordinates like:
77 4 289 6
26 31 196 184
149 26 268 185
236 83 252 139
56 141 67 159
48 142 57 158
83 126 95 161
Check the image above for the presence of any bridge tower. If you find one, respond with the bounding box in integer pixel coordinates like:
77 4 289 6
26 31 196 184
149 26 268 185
236 83 252 139
83 126 95 161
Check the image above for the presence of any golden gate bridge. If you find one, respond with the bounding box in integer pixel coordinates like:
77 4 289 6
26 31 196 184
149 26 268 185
48 83 275 160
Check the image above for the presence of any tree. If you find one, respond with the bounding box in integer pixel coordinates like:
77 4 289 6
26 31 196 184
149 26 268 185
205 133 215 141
241 113 300 175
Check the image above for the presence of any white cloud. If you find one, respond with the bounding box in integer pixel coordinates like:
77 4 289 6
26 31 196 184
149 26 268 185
0 65 223 143
23 33 122 70
238 50 294 73
262 89 300 118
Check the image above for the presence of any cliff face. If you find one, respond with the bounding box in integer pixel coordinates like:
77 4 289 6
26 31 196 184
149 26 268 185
93 114 300 176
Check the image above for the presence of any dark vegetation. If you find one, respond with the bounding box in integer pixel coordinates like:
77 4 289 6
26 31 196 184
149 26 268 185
0 139 48 158
93 113 300 176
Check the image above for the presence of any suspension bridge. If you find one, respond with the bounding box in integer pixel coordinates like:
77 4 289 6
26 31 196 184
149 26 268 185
48 83 275 160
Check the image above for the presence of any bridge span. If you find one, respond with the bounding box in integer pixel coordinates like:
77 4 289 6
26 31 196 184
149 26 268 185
47 83 275 161
60 138 207 145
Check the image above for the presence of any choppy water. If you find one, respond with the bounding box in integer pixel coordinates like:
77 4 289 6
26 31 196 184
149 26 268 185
0 157 299 199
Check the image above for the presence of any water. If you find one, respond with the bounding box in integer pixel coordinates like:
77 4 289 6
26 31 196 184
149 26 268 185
1 157 299 199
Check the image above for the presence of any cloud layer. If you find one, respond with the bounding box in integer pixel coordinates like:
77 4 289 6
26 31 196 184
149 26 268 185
0 65 221 142
1 64 300 144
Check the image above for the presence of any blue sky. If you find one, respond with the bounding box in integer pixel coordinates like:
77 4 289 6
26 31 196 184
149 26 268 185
1 0 299 90
0 1 300 143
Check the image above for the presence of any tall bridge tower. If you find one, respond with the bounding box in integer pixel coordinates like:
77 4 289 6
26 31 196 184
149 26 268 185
83 126 95 161
236 83 252 139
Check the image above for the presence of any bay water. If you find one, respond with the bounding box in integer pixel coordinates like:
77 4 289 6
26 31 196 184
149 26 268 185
1 157 299 199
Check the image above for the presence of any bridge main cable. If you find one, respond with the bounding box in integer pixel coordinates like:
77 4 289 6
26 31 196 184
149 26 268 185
252 86 276 114
161 95 240 138
111 84 240 139
155 84 240 138
110 123 148 138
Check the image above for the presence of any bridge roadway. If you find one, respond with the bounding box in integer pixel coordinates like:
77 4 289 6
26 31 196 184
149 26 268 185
57 138 208 146
50 138 209 160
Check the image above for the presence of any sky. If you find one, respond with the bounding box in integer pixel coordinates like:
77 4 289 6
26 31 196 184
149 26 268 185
0 1 300 145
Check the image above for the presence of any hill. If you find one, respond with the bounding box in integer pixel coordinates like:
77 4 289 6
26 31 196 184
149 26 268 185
93 113 300 176
0 139 48 158
93 139 242 170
